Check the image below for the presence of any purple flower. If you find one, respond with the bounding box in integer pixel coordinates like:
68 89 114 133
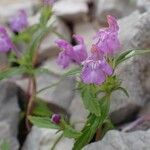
81 54 113 85
55 35 87 68
10 10 28 33
51 114 61 124
93 15 120 56
0 26 14 52
43 0 57 5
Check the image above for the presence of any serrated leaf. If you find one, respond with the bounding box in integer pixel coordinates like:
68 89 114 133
80 84 101 116
32 98 52 117
28 116 60 129
73 114 101 150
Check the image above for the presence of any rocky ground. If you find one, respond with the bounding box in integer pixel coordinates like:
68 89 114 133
0 0 150 149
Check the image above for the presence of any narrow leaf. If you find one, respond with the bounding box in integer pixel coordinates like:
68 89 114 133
63 127 81 139
32 98 52 117
115 87 129 97
28 116 60 129
73 114 101 150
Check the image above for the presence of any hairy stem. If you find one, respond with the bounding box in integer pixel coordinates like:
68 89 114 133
51 133 63 150
26 76 36 130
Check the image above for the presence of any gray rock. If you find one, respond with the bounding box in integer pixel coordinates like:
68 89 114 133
120 115 150 132
84 130 150 150
69 93 89 130
95 0 135 24
0 0 40 23
74 21 96 51
53 0 89 22
15 71 75 112
0 81 21 136
110 55 150 124
36 72 75 111
22 126 74 150
0 122 19 150
110 11 150 124
41 57 76 75
139 101 150 116
137 0 150 12
119 11 150 50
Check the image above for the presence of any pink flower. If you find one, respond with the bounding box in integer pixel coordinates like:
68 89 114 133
10 9 28 33
43 0 57 5
55 35 87 68
0 26 14 52
51 114 61 124
81 54 113 85
93 15 120 56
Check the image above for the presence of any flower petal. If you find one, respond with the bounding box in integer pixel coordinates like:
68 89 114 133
57 51 71 68
81 65 106 85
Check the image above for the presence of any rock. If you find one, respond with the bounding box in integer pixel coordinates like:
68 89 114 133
15 70 75 112
120 115 150 132
84 130 150 150
0 81 26 150
69 93 88 130
22 126 74 150
110 11 150 124
41 57 76 75
36 72 75 111
74 21 96 51
0 81 21 136
0 0 40 23
53 0 89 22
137 0 150 12
139 101 150 116
0 122 19 150
118 11 150 50
95 0 135 24
110 54 150 124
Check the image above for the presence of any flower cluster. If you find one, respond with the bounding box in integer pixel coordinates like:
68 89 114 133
0 26 14 52
56 15 120 85
9 9 28 33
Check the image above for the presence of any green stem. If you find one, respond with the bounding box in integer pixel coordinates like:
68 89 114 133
51 133 63 150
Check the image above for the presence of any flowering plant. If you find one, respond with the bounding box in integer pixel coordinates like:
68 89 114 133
0 1 150 150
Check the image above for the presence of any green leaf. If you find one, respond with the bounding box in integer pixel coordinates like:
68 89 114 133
63 67 81 77
73 114 101 150
0 67 25 80
101 119 114 137
28 116 60 129
0 140 10 150
63 127 81 139
79 84 101 116
99 96 110 120
32 98 52 117
115 87 129 97
40 6 52 26
115 49 150 67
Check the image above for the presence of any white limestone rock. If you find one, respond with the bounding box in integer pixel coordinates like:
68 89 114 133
53 0 89 22
84 130 150 150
